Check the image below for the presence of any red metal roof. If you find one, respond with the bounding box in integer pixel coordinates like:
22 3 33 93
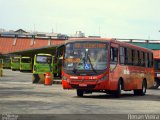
0 37 65 54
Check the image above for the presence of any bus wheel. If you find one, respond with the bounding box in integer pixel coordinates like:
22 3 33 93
115 81 122 98
76 89 84 97
134 80 147 96
151 79 159 89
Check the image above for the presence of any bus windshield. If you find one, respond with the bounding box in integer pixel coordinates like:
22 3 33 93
12 58 20 63
5 58 11 63
21 58 31 63
36 55 52 64
64 42 108 73
154 59 160 70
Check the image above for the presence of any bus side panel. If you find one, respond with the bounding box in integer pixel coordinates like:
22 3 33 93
12 63 20 70
110 65 154 90
20 63 32 71
145 68 154 88
108 65 125 91
109 65 140 91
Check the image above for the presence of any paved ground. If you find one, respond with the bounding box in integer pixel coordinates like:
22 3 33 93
0 69 160 119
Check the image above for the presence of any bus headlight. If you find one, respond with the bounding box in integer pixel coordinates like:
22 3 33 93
62 76 68 80
99 75 108 81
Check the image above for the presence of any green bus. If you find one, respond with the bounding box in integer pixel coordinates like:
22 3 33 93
20 57 32 72
3 57 11 69
32 53 53 83
11 57 20 71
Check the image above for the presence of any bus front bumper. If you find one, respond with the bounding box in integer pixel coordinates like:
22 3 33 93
62 80 109 90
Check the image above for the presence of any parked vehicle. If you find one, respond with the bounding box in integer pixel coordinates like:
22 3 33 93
62 38 154 97
20 56 32 72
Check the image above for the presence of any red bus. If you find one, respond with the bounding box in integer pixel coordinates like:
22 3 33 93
62 38 154 97
152 50 160 89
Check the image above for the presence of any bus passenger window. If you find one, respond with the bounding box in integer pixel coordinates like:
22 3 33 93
137 51 141 66
140 51 144 66
124 48 128 65
127 48 132 65
120 47 125 64
110 47 118 71
132 50 135 65
110 47 118 64
149 53 153 68
142 52 145 67
145 53 149 68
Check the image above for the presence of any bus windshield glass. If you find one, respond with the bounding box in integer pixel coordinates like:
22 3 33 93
12 58 20 63
5 58 11 63
21 58 31 63
36 55 52 64
64 42 108 72
154 59 160 70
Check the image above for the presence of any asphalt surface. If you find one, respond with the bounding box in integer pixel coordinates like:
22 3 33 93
0 69 160 119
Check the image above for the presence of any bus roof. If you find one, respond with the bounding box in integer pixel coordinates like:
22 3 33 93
12 56 20 58
21 56 31 59
36 53 52 56
66 38 153 53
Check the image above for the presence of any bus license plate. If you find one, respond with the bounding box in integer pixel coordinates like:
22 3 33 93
79 84 87 87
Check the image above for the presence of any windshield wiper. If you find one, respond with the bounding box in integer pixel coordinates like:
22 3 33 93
73 65 77 74
86 52 97 74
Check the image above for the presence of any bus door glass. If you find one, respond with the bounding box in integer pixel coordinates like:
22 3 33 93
110 43 118 71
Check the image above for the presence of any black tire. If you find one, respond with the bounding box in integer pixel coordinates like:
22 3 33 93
114 81 122 98
76 89 84 97
151 79 159 89
134 80 147 96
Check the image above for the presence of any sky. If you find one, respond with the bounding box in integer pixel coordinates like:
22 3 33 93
0 0 160 39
